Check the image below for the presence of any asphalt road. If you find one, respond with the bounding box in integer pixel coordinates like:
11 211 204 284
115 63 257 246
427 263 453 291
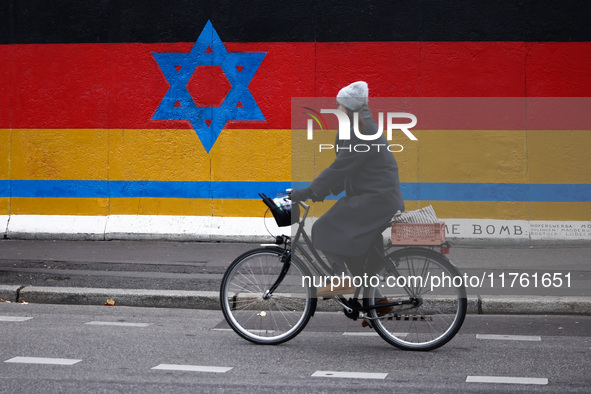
1 303 590 393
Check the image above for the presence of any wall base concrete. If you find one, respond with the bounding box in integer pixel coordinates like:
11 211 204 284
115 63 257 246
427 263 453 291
4 214 590 246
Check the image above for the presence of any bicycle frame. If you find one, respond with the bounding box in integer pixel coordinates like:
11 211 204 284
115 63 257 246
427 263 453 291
285 200 418 317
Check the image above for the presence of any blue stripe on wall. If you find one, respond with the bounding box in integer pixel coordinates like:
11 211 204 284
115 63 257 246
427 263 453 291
1 180 590 202
0 180 9 197
7 180 291 200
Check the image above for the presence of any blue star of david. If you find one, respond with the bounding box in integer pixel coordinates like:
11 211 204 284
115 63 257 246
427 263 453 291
152 20 266 152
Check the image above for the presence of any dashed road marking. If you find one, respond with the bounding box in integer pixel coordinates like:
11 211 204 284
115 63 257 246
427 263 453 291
476 334 541 341
4 357 81 365
312 370 388 379
343 332 408 337
85 321 151 327
211 328 275 334
466 376 548 385
151 364 232 373
342 332 379 336
0 316 33 322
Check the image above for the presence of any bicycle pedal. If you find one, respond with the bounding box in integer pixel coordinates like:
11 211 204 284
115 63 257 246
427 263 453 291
361 319 372 329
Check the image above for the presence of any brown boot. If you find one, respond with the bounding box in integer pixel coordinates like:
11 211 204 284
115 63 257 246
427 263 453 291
361 298 394 328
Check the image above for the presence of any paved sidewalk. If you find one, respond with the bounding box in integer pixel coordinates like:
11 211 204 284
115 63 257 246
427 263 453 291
0 239 589 314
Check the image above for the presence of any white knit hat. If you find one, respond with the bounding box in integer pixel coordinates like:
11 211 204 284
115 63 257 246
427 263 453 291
336 81 369 111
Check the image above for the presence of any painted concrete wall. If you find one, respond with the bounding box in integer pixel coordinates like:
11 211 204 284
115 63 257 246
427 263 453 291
1 1 590 242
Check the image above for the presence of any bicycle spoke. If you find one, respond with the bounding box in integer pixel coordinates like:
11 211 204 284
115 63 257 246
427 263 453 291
367 248 466 351
220 249 315 344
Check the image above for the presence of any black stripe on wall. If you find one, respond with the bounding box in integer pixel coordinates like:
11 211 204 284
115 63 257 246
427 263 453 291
1 1 10 44
3 0 591 44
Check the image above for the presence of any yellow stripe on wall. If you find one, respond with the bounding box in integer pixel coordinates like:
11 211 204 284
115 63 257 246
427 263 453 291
7 197 591 221
419 201 591 221
297 129 591 184
11 129 291 182
11 129 109 180
11 197 109 216
528 201 591 221
410 130 526 183
7 128 591 184
111 197 269 217
528 130 591 184
0 130 9 180
0 197 8 215
210 129 290 182
10 197 279 217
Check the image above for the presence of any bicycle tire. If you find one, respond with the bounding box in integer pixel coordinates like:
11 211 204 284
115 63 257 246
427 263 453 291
364 247 467 351
220 247 316 345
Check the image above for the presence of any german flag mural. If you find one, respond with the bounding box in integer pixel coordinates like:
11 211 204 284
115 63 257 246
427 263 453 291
1 1 590 242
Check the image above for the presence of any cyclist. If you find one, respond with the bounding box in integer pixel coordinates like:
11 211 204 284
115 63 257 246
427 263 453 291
291 81 405 302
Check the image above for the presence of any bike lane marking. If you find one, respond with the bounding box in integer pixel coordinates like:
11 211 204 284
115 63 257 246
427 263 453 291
476 334 541 341
152 364 233 373
312 371 388 379
342 332 408 337
4 357 81 365
466 376 548 385
0 316 33 322
85 321 151 327
342 332 379 336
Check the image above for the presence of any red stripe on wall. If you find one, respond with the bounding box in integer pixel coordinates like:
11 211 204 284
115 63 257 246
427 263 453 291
3 42 591 129
0 45 12 126
526 43 591 97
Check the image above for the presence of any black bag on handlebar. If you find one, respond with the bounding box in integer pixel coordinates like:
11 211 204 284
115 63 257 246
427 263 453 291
259 193 299 227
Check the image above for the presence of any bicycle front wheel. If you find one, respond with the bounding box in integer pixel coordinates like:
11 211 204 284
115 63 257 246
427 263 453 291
220 247 316 345
365 248 467 351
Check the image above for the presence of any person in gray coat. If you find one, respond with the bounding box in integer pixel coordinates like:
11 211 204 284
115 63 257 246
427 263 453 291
291 81 405 297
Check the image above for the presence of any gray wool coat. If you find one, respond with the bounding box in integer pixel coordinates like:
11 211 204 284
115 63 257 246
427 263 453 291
309 106 405 257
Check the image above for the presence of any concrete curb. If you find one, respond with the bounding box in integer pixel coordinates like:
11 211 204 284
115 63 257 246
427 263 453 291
18 287 220 309
480 295 591 315
3 286 589 315
0 285 22 303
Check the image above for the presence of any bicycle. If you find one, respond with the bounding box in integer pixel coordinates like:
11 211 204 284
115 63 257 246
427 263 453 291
220 190 467 351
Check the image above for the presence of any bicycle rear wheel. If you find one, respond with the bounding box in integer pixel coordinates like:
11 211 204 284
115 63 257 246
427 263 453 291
220 247 316 345
364 248 467 351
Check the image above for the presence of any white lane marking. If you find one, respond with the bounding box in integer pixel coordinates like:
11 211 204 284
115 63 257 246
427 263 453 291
343 332 408 337
246 329 275 334
476 334 541 341
0 316 33 322
4 357 81 365
312 370 388 379
151 364 232 373
212 327 274 334
342 332 379 336
466 376 548 385
85 321 151 327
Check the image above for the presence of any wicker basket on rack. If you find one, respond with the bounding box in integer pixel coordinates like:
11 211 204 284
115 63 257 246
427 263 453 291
391 222 446 245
